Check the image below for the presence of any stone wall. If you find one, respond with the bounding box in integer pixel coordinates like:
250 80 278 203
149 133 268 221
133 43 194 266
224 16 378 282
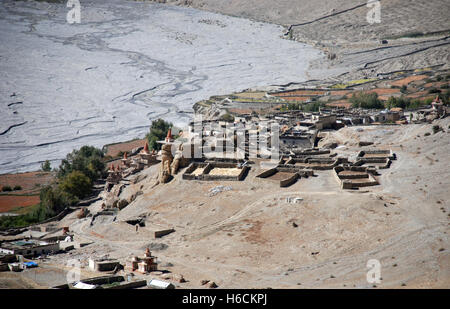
183 162 250 181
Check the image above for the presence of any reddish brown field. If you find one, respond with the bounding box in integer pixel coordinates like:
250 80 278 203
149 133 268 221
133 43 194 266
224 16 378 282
272 90 326 96
330 90 351 96
0 171 53 213
280 96 311 102
390 75 428 87
0 195 40 212
365 88 401 96
424 81 448 88
0 172 53 194
104 139 146 157
406 90 428 98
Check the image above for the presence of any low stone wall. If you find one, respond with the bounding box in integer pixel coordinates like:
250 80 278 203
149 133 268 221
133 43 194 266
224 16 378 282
155 229 175 238
353 157 392 169
255 168 277 178
282 157 347 170
291 148 331 157
357 149 396 160
276 166 314 177
334 166 379 189
256 167 312 187
183 162 250 181
280 173 299 187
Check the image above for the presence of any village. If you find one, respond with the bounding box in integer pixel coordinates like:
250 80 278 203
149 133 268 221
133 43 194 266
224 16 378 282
0 68 449 289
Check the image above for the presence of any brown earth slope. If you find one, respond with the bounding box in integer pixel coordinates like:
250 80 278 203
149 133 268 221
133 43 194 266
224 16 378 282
42 118 450 289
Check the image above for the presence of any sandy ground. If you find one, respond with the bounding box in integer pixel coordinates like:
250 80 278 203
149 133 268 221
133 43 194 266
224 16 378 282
15 118 445 289
0 0 327 174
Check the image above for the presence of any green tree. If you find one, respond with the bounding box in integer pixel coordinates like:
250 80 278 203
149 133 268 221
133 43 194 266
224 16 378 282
59 170 92 199
41 160 51 172
146 119 173 151
57 145 105 182
350 92 383 109
220 113 235 122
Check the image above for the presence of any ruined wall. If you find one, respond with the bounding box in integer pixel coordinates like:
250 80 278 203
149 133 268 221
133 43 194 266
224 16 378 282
280 173 299 187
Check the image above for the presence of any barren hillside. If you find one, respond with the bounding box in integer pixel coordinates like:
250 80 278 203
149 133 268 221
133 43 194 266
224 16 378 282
48 118 450 289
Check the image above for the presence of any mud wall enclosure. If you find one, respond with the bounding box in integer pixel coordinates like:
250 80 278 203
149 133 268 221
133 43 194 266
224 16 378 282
183 162 250 181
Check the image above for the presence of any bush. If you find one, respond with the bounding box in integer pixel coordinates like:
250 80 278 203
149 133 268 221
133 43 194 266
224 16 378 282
57 145 105 182
39 185 77 216
146 119 174 151
350 92 383 109
287 103 301 110
432 125 442 134
400 85 407 93
41 160 51 172
2 186 12 192
385 96 429 110
59 170 92 199
424 132 431 136
220 113 235 122
302 102 324 112
13 185 22 191
428 88 441 94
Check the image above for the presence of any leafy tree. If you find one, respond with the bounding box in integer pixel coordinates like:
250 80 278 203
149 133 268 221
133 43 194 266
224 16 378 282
428 87 441 94
146 119 173 151
302 102 324 112
220 113 235 122
41 160 51 172
350 92 383 109
59 170 92 199
57 145 105 182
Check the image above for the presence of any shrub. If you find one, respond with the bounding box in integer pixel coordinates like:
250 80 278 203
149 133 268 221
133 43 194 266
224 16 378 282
57 145 105 182
59 170 92 199
400 85 407 93
432 125 442 134
41 160 51 172
13 185 22 191
385 96 426 110
350 92 383 109
39 185 77 216
428 88 441 94
424 132 430 136
146 119 174 151
287 103 301 110
2 186 12 192
220 113 235 122
302 102 324 112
